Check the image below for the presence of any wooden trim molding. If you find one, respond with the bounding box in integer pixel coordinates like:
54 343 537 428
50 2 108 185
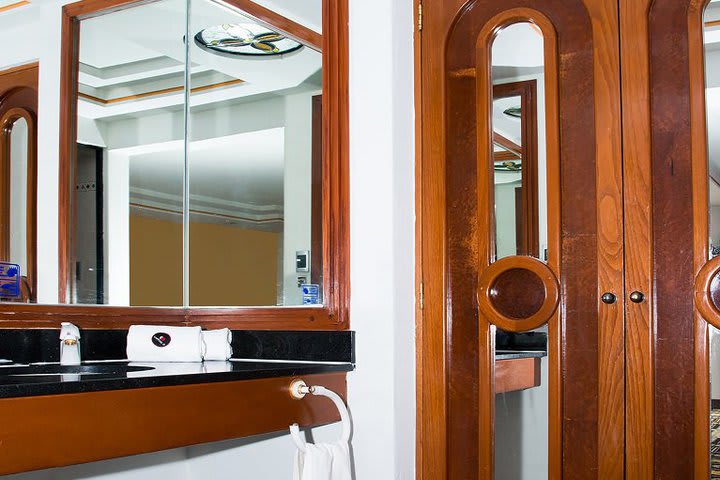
78 79 245 105
0 0 29 14
0 0 349 331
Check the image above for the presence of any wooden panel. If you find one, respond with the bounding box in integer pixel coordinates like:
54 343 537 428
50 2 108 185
645 1 705 478
619 1 654 477
0 373 346 475
495 357 541 394
0 305 343 330
419 0 623 478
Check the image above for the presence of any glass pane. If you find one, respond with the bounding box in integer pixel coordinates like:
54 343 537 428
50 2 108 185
188 0 322 306
4 117 30 301
491 23 547 262
491 22 549 480
73 0 186 306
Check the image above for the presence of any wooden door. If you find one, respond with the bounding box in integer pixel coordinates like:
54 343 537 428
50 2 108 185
417 0 624 478
624 0 720 478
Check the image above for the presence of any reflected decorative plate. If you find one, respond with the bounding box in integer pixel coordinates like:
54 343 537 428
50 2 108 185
503 106 522 118
195 23 303 56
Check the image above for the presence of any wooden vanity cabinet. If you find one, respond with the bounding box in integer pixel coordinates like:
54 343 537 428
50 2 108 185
0 373 346 475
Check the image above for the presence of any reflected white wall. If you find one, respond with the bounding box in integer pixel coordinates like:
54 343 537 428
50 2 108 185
282 91 317 305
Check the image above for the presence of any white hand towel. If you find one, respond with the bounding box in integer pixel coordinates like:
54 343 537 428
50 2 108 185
293 442 352 480
201 328 233 361
126 325 205 362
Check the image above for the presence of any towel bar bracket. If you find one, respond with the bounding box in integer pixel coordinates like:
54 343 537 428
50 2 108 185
289 379 310 399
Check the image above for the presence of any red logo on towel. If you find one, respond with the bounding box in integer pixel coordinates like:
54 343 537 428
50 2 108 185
152 332 171 347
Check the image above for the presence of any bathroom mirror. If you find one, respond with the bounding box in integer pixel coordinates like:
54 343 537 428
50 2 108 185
73 0 187 306
0 0 347 327
64 0 324 307
188 0 322 307
490 21 549 480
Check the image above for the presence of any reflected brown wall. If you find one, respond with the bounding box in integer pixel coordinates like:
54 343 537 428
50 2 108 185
130 215 279 306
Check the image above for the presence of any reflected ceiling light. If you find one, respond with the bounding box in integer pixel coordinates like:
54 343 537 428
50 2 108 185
194 23 303 57
503 106 522 118
495 160 522 172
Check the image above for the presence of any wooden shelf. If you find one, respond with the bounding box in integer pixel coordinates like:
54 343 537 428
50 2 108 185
0 372 346 475
496 357 542 394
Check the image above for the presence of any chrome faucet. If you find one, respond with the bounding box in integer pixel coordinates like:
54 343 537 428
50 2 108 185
59 322 81 366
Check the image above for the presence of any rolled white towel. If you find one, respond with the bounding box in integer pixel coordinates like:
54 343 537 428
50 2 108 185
202 328 233 361
126 325 205 362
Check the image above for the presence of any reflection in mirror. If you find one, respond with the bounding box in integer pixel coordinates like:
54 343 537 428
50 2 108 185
189 0 322 306
3 117 34 302
491 22 548 480
491 23 545 262
706 6 720 475
73 0 187 306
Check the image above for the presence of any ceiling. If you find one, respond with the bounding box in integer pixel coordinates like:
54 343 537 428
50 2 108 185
77 0 321 120
71 0 322 229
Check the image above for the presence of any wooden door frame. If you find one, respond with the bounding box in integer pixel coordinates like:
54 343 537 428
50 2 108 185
415 1 624 478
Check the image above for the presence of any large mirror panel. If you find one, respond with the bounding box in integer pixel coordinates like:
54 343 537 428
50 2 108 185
0 0 336 313
72 0 188 306
188 0 322 307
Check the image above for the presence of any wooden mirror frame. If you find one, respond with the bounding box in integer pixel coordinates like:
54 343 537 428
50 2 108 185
0 0 349 330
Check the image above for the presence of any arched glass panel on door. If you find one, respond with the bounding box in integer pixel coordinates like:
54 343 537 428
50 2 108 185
490 21 550 480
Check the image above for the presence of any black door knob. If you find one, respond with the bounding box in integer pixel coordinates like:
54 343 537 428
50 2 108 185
630 291 645 303
601 292 617 304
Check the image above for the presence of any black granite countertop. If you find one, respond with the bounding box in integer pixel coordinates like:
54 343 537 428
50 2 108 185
0 360 354 399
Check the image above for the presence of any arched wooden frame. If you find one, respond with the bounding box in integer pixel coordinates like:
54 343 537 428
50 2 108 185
0 105 37 306
475 9 561 479
0 0 348 330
